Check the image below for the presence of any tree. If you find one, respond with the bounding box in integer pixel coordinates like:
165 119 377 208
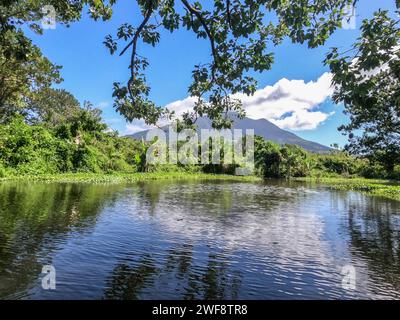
0 1 84 58
280 144 309 178
325 7 400 173
330 143 340 150
0 44 62 123
254 137 311 178
0 1 82 120
1 1 360 129
26 88 81 125
65 101 107 137
0 0 106 121
102 0 357 128
254 137 281 177
134 138 148 172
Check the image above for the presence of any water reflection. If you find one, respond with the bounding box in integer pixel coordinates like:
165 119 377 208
335 192 400 298
0 182 127 299
0 180 399 299
104 243 242 300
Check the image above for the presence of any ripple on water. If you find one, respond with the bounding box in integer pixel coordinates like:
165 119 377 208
0 180 400 299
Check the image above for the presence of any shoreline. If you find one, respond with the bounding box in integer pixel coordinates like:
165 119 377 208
295 177 400 202
2 173 400 202
0 172 262 184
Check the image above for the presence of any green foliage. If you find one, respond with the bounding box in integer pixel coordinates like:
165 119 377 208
3 0 399 185
254 137 311 178
0 161 6 178
280 144 310 178
27 88 81 125
0 1 114 121
102 0 355 127
0 116 64 174
133 139 148 172
325 8 400 173
0 0 85 120
0 118 396 180
312 152 363 176
0 40 62 122
254 135 394 180
0 111 143 175
254 138 282 177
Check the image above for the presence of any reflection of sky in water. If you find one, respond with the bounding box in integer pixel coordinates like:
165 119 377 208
0 181 400 299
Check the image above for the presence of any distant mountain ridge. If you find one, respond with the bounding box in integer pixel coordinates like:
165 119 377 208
126 115 332 153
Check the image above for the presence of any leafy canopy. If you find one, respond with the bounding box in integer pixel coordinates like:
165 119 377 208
1 0 358 128
0 0 85 120
101 0 356 128
325 5 400 172
0 0 116 121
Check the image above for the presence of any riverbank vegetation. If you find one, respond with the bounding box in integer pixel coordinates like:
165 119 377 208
1 105 400 201
0 172 261 184
254 137 400 180
293 177 400 201
1 1 399 202
0 100 399 182
0 108 398 181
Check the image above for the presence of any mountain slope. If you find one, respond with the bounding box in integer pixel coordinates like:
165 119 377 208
127 116 331 153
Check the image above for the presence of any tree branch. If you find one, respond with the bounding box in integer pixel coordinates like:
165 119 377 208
226 0 232 29
181 0 219 68
119 10 153 57
120 9 153 103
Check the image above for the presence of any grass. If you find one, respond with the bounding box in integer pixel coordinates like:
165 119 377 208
0 171 261 184
295 176 400 201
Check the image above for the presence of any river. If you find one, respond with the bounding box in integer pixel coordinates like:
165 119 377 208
0 179 399 299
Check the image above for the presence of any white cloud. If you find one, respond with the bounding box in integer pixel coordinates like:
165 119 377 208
271 110 335 131
163 73 334 131
121 97 197 135
233 72 334 130
164 96 196 118
124 120 153 135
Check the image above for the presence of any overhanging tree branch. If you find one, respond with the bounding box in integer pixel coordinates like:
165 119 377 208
226 0 232 28
119 10 153 57
181 0 219 68
119 9 153 103
101 0 364 128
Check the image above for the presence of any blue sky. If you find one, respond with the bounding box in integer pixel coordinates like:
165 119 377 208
26 0 397 147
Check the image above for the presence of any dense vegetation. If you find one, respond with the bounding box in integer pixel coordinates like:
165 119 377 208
0 104 398 181
1 1 399 183
254 137 400 180
325 9 400 174
0 103 142 177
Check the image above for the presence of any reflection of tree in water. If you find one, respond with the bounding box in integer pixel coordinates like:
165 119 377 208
183 252 242 300
0 182 125 298
133 180 297 219
102 253 158 300
164 243 193 277
103 243 242 300
134 180 234 215
338 192 400 295
135 181 165 215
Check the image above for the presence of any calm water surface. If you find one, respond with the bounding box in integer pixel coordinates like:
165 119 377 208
0 180 399 299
